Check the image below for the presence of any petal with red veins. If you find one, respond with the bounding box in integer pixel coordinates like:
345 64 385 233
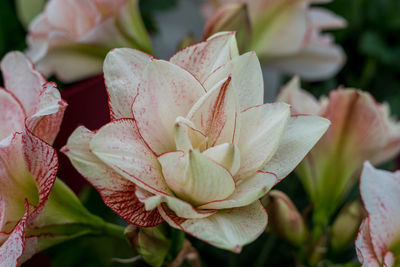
262 115 330 180
136 187 217 219
132 60 205 155
188 77 239 148
62 126 163 227
0 89 25 140
198 171 277 209
25 82 66 145
22 129 58 218
1 51 45 116
158 201 267 252
202 143 240 176
158 150 235 206
237 103 290 179
203 52 264 111
359 162 400 264
103 48 154 120
355 219 381 267
89 119 171 196
169 32 239 84
0 205 28 267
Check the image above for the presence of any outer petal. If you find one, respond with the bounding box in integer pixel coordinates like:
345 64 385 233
158 150 235 206
103 48 154 120
198 171 277 209
0 89 25 140
89 119 170 196
158 201 268 252
0 51 45 116
188 77 239 148
277 76 322 115
356 219 381 267
359 162 400 263
262 115 330 180
22 129 58 218
267 41 345 81
237 103 290 179
203 52 264 111
169 32 239 83
0 207 28 267
309 8 347 30
132 60 205 155
25 82 66 145
62 126 163 227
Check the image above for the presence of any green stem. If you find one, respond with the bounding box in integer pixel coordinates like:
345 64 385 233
253 234 277 267
100 221 126 240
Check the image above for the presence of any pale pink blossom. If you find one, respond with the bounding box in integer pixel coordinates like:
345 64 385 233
63 32 329 251
203 0 346 81
356 162 400 267
0 52 66 266
278 77 400 216
26 0 151 83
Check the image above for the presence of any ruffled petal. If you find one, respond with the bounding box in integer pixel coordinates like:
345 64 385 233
169 32 239 84
355 218 381 267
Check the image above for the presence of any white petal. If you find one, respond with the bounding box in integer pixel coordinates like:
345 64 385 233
132 60 205 155
158 150 235 206
262 115 330 180
202 143 240 175
104 48 153 120
198 171 277 209
237 103 290 178
203 52 264 111
159 201 268 252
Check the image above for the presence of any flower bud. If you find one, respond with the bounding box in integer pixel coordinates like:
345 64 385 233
330 200 364 252
263 190 307 246
126 225 171 267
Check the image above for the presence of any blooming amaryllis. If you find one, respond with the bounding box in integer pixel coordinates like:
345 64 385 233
356 162 400 267
202 0 346 81
0 52 66 266
62 32 329 251
278 77 400 221
26 0 151 83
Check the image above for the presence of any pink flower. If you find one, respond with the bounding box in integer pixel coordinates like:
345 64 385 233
26 0 151 83
62 32 329 251
0 52 66 266
203 0 346 81
278 77 400 218
356 162 400 267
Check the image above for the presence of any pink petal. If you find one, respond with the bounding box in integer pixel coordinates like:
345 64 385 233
188 77 239 148
355 219 381 267
310 8 347 30
359 162 400 264
0 204 28 267
0 89 25 141
103 48 154 120
62 126 163 227
132 60 205 155
89 119 171 196
158 201 267 252
169 32 239 84
1 52 45 116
